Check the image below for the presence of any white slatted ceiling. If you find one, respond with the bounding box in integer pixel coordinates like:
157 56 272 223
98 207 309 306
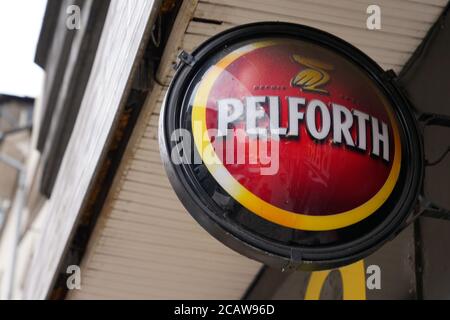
68 0 446 299
190 0 447 73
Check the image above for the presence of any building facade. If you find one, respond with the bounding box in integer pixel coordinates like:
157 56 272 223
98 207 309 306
0 94 34 299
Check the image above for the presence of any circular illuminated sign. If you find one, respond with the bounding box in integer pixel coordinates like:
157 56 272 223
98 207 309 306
160 22 423 270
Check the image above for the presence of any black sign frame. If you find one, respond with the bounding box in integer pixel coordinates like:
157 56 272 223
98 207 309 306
159 22 424 270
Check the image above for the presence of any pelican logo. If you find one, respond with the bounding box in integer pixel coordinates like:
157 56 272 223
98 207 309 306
291 55 333 94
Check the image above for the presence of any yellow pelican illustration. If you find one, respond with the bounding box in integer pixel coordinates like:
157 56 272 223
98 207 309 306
291 55 334 94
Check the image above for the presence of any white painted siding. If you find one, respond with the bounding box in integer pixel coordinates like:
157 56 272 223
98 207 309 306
21 0 159 299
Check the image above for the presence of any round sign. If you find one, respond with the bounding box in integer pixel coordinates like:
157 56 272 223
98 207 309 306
160 22 423 270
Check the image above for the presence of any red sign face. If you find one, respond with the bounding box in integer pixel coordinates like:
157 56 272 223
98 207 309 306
191 39 402 231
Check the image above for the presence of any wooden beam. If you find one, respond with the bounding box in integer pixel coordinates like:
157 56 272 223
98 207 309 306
156 0 199 85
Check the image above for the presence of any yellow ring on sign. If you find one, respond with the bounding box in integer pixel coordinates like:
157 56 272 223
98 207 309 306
191 40 402 231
